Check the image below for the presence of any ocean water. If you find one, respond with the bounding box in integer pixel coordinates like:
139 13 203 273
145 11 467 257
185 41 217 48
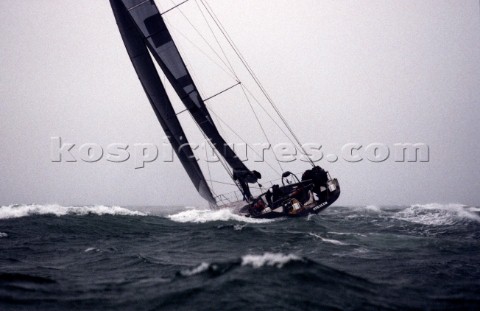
0 203 479 310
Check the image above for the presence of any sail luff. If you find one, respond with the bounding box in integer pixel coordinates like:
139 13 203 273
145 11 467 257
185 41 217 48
117 0 259 186
110 0 216 204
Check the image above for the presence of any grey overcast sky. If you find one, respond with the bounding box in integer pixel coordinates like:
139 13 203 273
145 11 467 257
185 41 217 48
0 0 479 207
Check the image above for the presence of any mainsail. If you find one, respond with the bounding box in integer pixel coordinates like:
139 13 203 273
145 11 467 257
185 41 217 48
110 0 259 203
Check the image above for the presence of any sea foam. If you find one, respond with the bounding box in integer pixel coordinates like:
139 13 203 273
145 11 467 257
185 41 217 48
167 208 275 224
0 204 146 219
308 233 348 245
179 253 302 276
180 262 210 276
241 253 302 268
393 203 480 225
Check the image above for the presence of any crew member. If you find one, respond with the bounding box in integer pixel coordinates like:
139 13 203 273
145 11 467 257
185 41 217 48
302 166 328 195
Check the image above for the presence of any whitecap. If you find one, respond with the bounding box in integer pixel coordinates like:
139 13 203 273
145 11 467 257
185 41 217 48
309 233 348 245
167 208 275 224
328 231 367 237
363 205 381 213
0 232 8 238
241 252 302 268
0 204 147 219
233 224 246 231
180 262 210 276
84 247 100 253
393 203 480 225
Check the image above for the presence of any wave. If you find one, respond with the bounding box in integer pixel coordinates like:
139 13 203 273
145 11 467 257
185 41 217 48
362 205 382 213
180 262 210 276
0 204 146 219
167 208 275 224
393 203 480 226
333 203 479 226
329 231 367 237
468 206 480 212
84 247 100 253
308 233 348 245
241 253 303 268
179 252 303 277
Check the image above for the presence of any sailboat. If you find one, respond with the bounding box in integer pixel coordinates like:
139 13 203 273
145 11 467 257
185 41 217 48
109 0 340 218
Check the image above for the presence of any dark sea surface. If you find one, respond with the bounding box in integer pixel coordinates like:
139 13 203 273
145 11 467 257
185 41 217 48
0 203 479 310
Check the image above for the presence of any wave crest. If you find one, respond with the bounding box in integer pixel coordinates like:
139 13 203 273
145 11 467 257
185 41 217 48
0 204 146 219
393 203 480 225
179 252 304 277
241 253 303 268
180 262 210 276
309 233 348 245
167 208 275 224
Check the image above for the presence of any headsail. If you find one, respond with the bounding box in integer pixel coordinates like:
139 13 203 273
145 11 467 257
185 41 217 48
112 0 259 186
111 0 215 203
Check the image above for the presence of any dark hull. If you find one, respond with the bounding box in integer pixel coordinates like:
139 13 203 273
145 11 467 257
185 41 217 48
240 179 341 219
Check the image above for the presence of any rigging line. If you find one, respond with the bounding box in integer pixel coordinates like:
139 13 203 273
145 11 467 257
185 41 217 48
200 0 273 101
176 41 207 101
206 179 237 186
166 59 235 196
192 0 272 174
161 0 190 15
208 108 281 175
160 4 234 181
201 0 314 166
190 110 234 180
194 0 269 168
209 102 228 141
163 20 205 96
165 0 237 78
204 81 241 102
208 180 264 191
200 1 280 111
240 84 285 173
193 118 239 196
173 0 308 167
194 0 239 79
201 129 233 178
196 0 283 172
195 0 298 172
242 85 307 155
164 20 237 82
204 143 214 193
175 81 241 116
190 0 249 166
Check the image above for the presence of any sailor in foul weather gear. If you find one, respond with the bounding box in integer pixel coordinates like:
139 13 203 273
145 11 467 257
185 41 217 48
233 170 261 202
302 166 328 195
265 184 283 209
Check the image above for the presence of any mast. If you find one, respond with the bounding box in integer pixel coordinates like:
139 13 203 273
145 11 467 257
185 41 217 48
111 0 216 204
112 0 260 189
